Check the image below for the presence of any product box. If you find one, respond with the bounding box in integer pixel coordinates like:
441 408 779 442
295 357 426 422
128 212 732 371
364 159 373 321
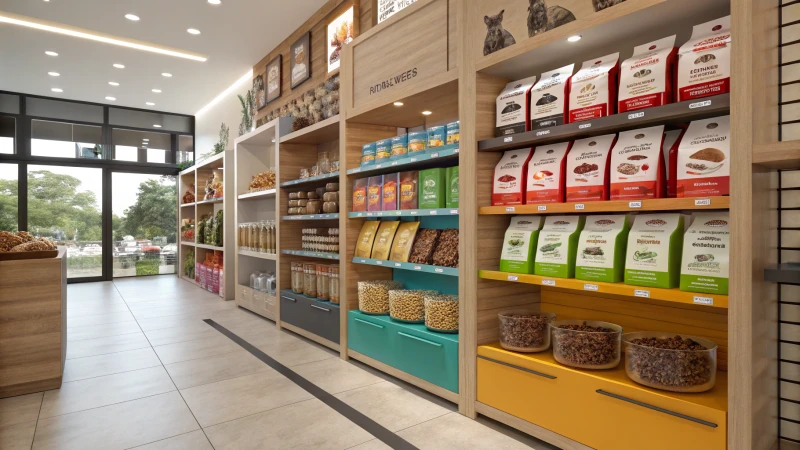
352 178 368 212
419 168 446 209
534 215 586 279
391 134 408 160
680 211 730 295
569 53 619 123
492 148 534 206
361 142 376 166
663 129 684 198
428 126 446 148
499 215 545 274
618 36 678 112
609 125 666 200
496 75 538 136
678 16 731 101
565 134 616 202
375 139 392 161
446 166 459 208
575 215 632 283
446 121 460 145
382 173 399 211
354 221 380 258
399 171 418 210
390 221 421 262
367 176 384 212
624 213 685 288
676 115 730 197
530 64 574 129
409 131 428 154
526 142 571 204
371 221 401 260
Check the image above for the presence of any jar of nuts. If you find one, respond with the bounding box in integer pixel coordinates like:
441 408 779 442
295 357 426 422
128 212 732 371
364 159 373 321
551 320 622 370
316 264 329 301
498 312 556 353
389 290 436 323
303 263 317 298
358 280 403 315
424 294 459 333
623 331 717 393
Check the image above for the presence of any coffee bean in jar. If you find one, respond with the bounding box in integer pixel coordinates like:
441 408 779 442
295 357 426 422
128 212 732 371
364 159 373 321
389 290 436 323
498 312 556 352
424 294 459 333
623 332 717 393
551 320 622 369
358 280 403 315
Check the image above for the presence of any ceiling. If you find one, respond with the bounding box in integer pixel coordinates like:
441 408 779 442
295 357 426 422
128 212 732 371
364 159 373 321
0 0 327 115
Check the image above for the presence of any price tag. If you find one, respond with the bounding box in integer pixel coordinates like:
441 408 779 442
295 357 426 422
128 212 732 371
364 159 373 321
628 111 645 120
367 213 373 217
508 275 519 281
504 136 513 143
505 206 515 213
391 161 398 166
575 204 585 210
376 164 383 169
351 168 360 173
414 266 422 270
537 205 547 211
694 198 711 206
410 157 418 162
431 152 440 158
584 283 599 291
689 99 712 109
411 211 418 215
395 211 402 216
429 210 438 215
434 268 444 273
629 201 642 209
454 148 460 154
395 263 402 267
578 123 592 129
360 259 366 263
634 289 650 298
450 209 458 214
542 279 556 286
693 296 713 305
376 260 383 265
536 129 550 136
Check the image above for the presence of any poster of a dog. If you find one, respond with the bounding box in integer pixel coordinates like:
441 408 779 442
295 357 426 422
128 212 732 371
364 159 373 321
478 0 627 56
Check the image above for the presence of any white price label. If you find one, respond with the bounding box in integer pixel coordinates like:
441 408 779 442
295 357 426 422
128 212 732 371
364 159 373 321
454 148 460 153
629 201 642 209
689 100 712 109
376 164 383 168
536 130 550 136
367 213 373 217
434 268 444 273
395 211 402 216
391 161 398 166
414 266 422 270
504 136 513 143
376 260 383 265
537 205 547 211
429 210 438 215
395 263 402 267
431 152 439 158
542 279 556 286
450 209 458 214
634 290 651 298
410 157 418 162
575 203 585 210
505 206 515 213
360 259 366 263
411 211 418 215
352 168 360 173
628 112 645 120
694 198 711 206
584 284 599 291
578 123 592 129
508 275 519 281
693 296 714 305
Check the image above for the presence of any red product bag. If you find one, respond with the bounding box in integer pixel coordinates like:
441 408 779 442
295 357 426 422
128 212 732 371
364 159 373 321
526 142 571 204
609 126 666 200
565 134 617 202
618 36 678 112
677 16 731 101
569 53 619 123
492 148 534 206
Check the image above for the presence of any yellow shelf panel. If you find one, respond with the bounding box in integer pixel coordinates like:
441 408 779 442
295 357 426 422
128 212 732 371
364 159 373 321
479 197 729 216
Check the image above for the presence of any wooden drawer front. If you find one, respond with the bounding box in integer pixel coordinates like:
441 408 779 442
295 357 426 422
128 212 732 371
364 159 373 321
237 285 252 310
347 312 393 364
279 292 340 344
390 324 458 393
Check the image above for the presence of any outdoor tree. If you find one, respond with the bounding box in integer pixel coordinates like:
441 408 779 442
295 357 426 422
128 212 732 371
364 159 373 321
120 176 177 243
27 170 102 241
0 174 18 232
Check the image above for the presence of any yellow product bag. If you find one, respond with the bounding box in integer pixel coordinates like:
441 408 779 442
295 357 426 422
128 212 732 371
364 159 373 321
389 221 421 262
354 221 381 258
371 221 401 260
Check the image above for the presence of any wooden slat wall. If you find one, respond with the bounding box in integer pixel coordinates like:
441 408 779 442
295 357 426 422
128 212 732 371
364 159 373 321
783 1 800 140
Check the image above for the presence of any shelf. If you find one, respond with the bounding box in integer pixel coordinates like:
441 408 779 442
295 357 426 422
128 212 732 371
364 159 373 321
279 115 340 145
282 213 340 221
196 243 224 251
753 141 800 170
235 116 291 146
194 152 225 170
281 250 340 260
238 249 277 260
353 257 458 276
480 197 730 216
237 189 276 200
478 270 727 308
764 263 800 285
349 208 458 219
280 171 339 188
196 197 224 205
346 144 460 177
180 241 195 247
281 290 340 308
478 94 730 153
180 202 195 208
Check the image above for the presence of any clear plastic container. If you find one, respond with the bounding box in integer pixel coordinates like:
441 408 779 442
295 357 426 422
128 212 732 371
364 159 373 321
291 263 303 294
551 320 622 370
250 271 258 289
389 290 435 323
498 312 556 353
318 151 331 174
303 263 317 298
623 332 717 393
357 280 403 315
329 265 339 304
316 264 330 301
424 294 459 333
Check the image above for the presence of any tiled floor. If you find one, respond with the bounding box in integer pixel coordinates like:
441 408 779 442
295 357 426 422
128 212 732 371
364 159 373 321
0 276 559 450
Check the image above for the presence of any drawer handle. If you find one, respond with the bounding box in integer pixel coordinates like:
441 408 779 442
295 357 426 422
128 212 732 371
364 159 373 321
355 318 384 329
397 332 442 347
478 355 556 380
595 390 718 428
280 296 297 302
310 304 330 312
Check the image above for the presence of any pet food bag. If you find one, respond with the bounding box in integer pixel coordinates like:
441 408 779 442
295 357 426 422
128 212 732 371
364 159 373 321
680 211 730 295
676 116 730 197
534 215 586 279
492 148 534 206
499 215 545 274
569 53 619 123
526 142 571 204
354 221 380 258
575 215 632 283
618 36 678 112
530 64 574 129
609 125 666 200
565 134 616 202
496 76 537 136
371 221 401 260
677 16 731 101
624 213 685 288
663 129 684 198
367 176 384 212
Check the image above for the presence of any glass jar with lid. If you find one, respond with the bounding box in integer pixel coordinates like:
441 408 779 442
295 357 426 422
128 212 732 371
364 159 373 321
291 263 303 294
303 263 317 298
258 221 268 253
318 150 331 174
238 223 245 248
316 264 329 301
329 265 339 304
269 221 276 253
249 223 259 252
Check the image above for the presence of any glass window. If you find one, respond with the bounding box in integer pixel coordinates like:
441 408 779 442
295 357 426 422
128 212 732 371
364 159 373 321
26 97 103 123
0 163 18 232
114 146 139 162
0 116 14 154
178 135 194 164
109 108 191 133
112 128 171 163
147 149 167 164
28 165 103 278
31 120 103 159
112 173 177 278
0 94 19 115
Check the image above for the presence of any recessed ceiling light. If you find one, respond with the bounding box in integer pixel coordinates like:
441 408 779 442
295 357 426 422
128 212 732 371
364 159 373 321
51 88 62 93
113 63 125 69
152 89 161 93
567 35 582 43
145 102 155 106
105 96 116 101
422 111 432 115
393 102 403 106
187 28 200 35
153 124 162 128
45 50 58 56
162 73 172 77
48 72 59 77
125 14 140 21
143 139 149 141
208 0 221 4
109 81 119 86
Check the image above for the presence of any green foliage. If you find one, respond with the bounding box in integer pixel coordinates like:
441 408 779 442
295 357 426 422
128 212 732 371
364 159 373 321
135 259 161 276
213 123 229 154
118 176 177 243
177 160 194 171
0 174 19 232
27 170 102 241
67 255 102 270
185 249 195 278
238 90 255 136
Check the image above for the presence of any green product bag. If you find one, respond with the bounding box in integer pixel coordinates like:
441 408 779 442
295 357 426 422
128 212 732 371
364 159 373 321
499 215 545 274
534 215 586 279
575 215 631 283
419 168 446 209
624 214 685 288
679 212 730 295
446 166 459 208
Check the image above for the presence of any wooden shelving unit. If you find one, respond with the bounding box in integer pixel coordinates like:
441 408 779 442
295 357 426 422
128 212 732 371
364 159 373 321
479 197 730 215
348 208 459 218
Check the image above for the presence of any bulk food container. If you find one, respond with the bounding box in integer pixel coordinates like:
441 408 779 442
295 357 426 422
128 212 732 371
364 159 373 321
623 331 717 393
551 320 622 369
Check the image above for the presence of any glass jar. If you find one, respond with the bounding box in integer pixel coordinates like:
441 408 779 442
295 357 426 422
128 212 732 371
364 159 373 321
329 265 339 304
249 223 259 252
250 271 258 289
256 272 268 292
303 263 317 298
318 151 331 174
269 221 276 253
291 263 303 294
238 223 245 248
316 264 330 301
258 221 268 253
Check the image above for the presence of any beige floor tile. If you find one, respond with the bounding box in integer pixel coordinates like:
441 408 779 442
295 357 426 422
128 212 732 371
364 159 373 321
67 311 135 328
132 302 234 320
66 332 151 360
397 412 555 449
254 335 337 367
164 350 271 389
67 321 142 342
126 298 220 311
204 399 374 450
0 420 38 450
67 298 126 311
144 323 222 347
153 334 241 365
130 430 213 450
67 303 131 318
335 381 451 432
40 366 175 418
292 358 385 394
32 392 199 450
181 370 313 427
63 348 161 382
136 313 217 332
0 392 43 427
345 439 392 450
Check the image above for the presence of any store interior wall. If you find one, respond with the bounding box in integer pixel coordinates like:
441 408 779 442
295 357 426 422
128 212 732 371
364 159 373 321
195 77 250 154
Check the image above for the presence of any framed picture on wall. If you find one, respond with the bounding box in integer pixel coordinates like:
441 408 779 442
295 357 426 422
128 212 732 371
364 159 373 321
290 32 311 89
327 6 354 73
266 55 282 104
253 73 266 110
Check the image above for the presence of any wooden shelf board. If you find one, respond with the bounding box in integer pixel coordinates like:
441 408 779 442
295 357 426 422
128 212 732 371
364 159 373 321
353 257 458 276
753 141 800 169
349 208 458 219
479 197 730 215
180 241 195 247
235 117 289 146
280 171 339 188
478 270 728 308
479 94 730 153
279 115 340 145
196 243 224 251
237 189 276 200
346 144 459 177
282 213 340 221
238 249 277 260
281 250 339 260
194 152 225 171
196 197 224 205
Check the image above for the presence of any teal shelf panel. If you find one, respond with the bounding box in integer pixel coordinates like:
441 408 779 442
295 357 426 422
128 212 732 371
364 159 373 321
348 208 458 219
281 250 339 260
352 257 458 277
281 213 339 221
279 171 339 188
346 144 459 176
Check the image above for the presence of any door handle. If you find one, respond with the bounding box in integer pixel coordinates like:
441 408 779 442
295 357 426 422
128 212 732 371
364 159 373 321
310 304 330 312
354 318 384 329
595 390 717 428
478 355 556 379
397 331 442 347
280 296 296 302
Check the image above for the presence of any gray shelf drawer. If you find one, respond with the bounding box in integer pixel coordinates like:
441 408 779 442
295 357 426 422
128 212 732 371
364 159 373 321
279 290 340 344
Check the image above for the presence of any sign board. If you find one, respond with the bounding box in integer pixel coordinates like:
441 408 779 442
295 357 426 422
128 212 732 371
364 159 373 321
378 0 418 23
